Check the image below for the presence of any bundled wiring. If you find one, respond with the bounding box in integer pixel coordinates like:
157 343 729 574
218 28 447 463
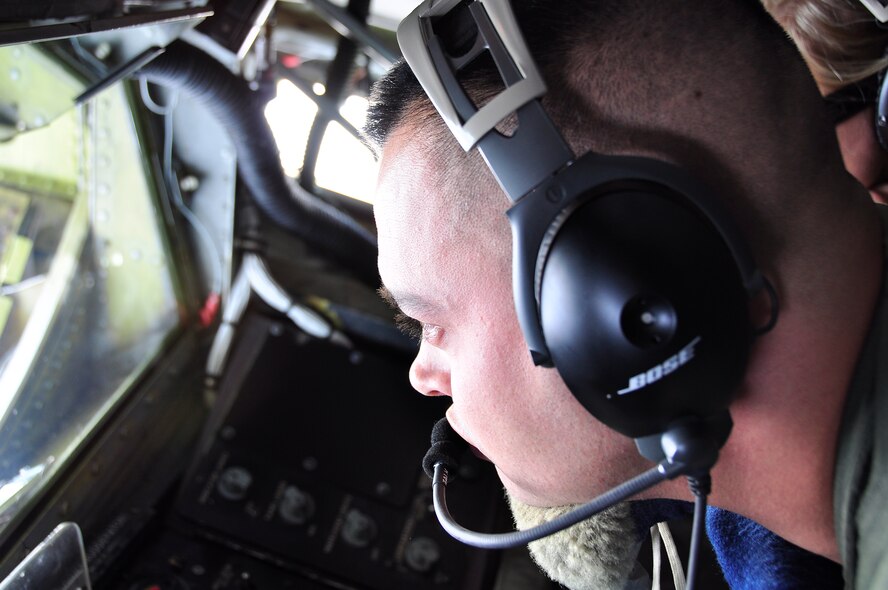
205 265 251 381
658 521 687 590
651 522 687 590
243 254 333 340
137 76 227 327
651 525 662 590
204 252 352 384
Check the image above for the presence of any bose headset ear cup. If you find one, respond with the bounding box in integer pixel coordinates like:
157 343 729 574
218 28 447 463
539 186 751 439
399 0 767 446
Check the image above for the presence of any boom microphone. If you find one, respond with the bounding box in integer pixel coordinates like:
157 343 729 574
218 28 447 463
422 417 716 590
422 417 468 479
423 417 682 549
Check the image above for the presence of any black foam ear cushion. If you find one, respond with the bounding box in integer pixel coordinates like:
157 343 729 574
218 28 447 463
539 187 751 439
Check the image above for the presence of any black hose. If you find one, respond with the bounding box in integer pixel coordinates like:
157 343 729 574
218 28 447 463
139 40 379 287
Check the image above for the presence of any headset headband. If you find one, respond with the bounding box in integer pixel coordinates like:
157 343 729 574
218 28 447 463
860 0 888 23
398 0 573 200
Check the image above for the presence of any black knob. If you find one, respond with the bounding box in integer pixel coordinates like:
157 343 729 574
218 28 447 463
405 537 441 573
217 466 252 501
341 509 377 548
278 485 315 525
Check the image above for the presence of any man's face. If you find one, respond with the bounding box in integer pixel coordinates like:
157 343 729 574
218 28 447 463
374 124 648 507
835 105 888 205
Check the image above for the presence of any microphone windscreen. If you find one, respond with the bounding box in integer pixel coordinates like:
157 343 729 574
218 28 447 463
422 417 468 479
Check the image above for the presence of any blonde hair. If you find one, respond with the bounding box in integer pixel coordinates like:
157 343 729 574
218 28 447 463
763 0 888 89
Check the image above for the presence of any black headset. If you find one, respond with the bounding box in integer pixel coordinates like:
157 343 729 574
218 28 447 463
398 0 775 463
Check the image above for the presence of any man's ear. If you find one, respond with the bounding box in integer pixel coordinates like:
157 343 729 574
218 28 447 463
749 273 780 337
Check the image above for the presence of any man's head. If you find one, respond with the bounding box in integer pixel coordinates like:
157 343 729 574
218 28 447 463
763 0 888 203
369 0 864 507
762 0 888 90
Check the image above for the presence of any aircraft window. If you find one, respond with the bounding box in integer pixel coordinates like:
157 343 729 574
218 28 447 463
265 80 379 203
315 95 378 203
0 46 181 532
265 78 320 178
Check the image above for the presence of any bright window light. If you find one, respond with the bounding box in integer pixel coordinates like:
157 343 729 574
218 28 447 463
316 95 379 204
264 79 319 177
265 81 379 204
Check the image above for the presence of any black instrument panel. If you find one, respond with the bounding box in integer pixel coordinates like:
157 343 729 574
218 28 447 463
109 314 508 590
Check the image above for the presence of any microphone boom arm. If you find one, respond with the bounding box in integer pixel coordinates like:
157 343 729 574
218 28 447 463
431 459 686 549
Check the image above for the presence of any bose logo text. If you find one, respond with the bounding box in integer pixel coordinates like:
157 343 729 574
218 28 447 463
617 336 702 396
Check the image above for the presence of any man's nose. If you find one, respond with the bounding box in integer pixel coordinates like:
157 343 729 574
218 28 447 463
408 342 451 397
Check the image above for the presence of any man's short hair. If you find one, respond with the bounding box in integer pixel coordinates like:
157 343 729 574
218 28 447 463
366 0 847 265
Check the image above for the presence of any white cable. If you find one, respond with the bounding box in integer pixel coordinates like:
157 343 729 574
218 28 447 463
243 254 289 311
658 522 687 590
162 101 224 296
206 265 251 378
286 304 334 339
71 38 108 75
0 274 46 296
243 253 333 339
206 253 352 383
221 263 252 324
138 76 171 116
651 525 662 590
140 79 225 297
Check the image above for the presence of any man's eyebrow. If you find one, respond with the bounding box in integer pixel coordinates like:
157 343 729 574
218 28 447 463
377 285 439 316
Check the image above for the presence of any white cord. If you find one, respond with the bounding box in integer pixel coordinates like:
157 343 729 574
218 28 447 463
651 525 662 590
205 265 251 379
162 101 224 296
205 252 354 383
138 76 171 116
139 78 225 297
0 274 46 296
243 254 334 340
243 254 290 312
658 522 687 590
